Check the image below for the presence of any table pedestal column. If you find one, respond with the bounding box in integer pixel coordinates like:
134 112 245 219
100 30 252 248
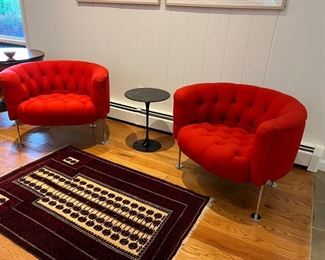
132 102 161 152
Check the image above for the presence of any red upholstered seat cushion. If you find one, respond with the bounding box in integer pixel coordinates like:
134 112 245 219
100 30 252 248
177 122 255 183
17 93 97 125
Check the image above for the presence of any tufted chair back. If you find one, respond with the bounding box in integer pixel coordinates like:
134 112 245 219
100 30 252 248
7 60 98 97
174 82 304 137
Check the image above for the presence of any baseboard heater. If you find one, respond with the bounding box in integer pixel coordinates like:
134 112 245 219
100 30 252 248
110 101 324 172
109 101 173 133
295 143 324 172
110 101 173 121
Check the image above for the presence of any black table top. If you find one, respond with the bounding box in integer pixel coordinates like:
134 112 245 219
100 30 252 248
125 87 170 103
0 47 44 65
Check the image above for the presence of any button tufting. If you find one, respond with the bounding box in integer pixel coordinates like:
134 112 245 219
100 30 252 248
177 122 254 181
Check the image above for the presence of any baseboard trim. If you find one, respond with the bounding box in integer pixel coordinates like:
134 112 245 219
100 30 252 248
109 103 173 133
318 160 325 173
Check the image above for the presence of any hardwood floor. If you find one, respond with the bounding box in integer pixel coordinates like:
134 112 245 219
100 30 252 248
0 112 314 259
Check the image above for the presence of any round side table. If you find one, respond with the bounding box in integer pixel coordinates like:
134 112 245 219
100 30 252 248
125 87 170 152
0 48 45 71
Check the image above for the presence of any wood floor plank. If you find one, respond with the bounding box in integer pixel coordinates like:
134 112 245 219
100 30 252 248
0 235 35 260
0 113 313 259
176 237 244 259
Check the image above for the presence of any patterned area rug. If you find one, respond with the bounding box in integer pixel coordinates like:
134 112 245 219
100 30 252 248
0 146 209 259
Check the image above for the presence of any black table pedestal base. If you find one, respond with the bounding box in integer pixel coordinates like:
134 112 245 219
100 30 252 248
133 139 161 152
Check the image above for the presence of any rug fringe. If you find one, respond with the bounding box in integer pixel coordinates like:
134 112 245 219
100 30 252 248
173 197 215 259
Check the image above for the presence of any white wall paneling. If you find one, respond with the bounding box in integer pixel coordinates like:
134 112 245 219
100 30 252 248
221 9 253 82
22 0 324 158
241 11 278 85
166 9 189 110
182 10 209 85
201 9 229 82
150 11 171 113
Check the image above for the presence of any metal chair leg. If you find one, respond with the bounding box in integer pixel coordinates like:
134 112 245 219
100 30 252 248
176 147 183 169
101 118 108 145
15 120 24 147
251 185 265 221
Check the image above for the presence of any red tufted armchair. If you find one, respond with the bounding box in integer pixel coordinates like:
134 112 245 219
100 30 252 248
173 82 307 220
0 60 109 145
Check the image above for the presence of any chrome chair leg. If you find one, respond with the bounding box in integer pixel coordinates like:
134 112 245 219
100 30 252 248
251 185 265 221
15 120 24 147
101 118 108 145
176 147 183 169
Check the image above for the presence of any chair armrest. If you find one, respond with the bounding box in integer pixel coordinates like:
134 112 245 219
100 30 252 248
89 67 110 118
0 70 29 120
173 84 207 138
251 106 307 185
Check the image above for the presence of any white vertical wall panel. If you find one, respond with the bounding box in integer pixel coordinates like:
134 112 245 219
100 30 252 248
110 8 139 103
221 10 253 82
22 0 324 148
150 10 172 113
91 3 110 65
24 1 66 55
241 11 278 85
100 6 128 103
264 0 309 92
202 10 230 82
285 0 324 144
60 2 96 61
166 11 189 94
183 10 210 85
135 9 155 87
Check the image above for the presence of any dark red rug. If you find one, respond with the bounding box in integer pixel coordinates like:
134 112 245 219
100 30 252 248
0 146 209 260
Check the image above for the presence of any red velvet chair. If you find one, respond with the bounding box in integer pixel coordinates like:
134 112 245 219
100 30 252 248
0 60 109 145
173 82 307 220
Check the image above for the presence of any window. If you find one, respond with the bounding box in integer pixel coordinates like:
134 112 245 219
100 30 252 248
0 0 25 45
